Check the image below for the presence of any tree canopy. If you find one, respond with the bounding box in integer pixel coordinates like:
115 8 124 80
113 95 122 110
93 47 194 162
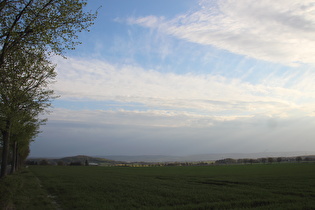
0 47 57 177
0 0 97 67
0 0 97 177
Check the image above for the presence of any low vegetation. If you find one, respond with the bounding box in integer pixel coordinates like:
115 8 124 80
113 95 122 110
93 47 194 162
21 163 315 209
0 169 55 210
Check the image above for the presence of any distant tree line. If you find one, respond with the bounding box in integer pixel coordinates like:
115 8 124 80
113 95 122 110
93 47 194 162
0 0 96 178
25 155 315 168
214 156 314 165
26 159 93 166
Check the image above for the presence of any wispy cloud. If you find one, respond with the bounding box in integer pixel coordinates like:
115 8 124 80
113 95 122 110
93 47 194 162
47 108 219 128
52 56 315 122
128 0 315 66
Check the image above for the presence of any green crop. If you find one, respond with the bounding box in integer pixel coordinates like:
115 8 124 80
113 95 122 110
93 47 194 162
12 163 315 209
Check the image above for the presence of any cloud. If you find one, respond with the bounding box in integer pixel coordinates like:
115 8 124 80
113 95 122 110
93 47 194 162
52 56 315 120
32 109 315 157
47 108 217 128
36 55 315 157
31 1 315 157
128 0 315 66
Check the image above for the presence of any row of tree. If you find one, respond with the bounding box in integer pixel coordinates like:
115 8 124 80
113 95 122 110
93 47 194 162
0 0 96 178
214 156 314 165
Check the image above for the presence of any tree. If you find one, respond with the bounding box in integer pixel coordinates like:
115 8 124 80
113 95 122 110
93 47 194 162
261 158 267 164
57 160 65 166
10 115 43 173
85 159 89 166
0 0 97 68
267 157 274 164
0 48 56 177
296 156 302 163
39 159 49 165
0 0 97 178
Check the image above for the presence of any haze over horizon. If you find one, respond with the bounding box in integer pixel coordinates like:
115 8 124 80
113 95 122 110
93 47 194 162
30 0 315 158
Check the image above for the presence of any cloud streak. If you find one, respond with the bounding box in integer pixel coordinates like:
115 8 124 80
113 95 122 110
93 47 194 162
52 56 315 122
128 0 315 66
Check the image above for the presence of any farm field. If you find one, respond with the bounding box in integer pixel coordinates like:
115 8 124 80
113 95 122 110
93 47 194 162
27 163 315 209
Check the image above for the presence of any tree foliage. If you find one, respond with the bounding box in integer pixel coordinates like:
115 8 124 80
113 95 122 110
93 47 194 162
0 47 56 177
0 0 97 177
0 0 97 66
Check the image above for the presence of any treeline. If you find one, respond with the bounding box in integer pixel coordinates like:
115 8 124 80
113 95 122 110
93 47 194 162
26 155 123 166
0 0 96 178
117 156 315 167
215 156 315 165
26 159 91 166
26 155 315 168
26 159 214 167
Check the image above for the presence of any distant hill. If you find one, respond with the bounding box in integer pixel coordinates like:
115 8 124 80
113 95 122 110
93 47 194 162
27 155 123 165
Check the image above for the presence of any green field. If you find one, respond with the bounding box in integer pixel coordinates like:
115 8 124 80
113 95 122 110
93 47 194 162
2 163 315 209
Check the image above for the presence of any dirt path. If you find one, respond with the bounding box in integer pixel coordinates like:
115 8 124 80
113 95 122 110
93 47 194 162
33 175 63 210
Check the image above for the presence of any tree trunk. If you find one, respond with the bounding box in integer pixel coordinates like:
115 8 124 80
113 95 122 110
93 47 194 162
1 121 11 178
17 154 22 171
15 143 19 172
10 141 17 174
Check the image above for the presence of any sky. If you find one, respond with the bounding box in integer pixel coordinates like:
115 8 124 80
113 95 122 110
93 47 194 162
30 0 315 157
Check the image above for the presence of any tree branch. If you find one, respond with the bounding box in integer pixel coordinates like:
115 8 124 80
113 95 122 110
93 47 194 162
0 0 34 68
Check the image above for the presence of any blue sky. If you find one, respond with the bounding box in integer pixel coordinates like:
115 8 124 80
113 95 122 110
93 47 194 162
30 0 315 157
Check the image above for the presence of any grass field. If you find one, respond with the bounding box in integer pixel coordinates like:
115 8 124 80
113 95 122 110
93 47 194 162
24 163 315 209
0 169 56 210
